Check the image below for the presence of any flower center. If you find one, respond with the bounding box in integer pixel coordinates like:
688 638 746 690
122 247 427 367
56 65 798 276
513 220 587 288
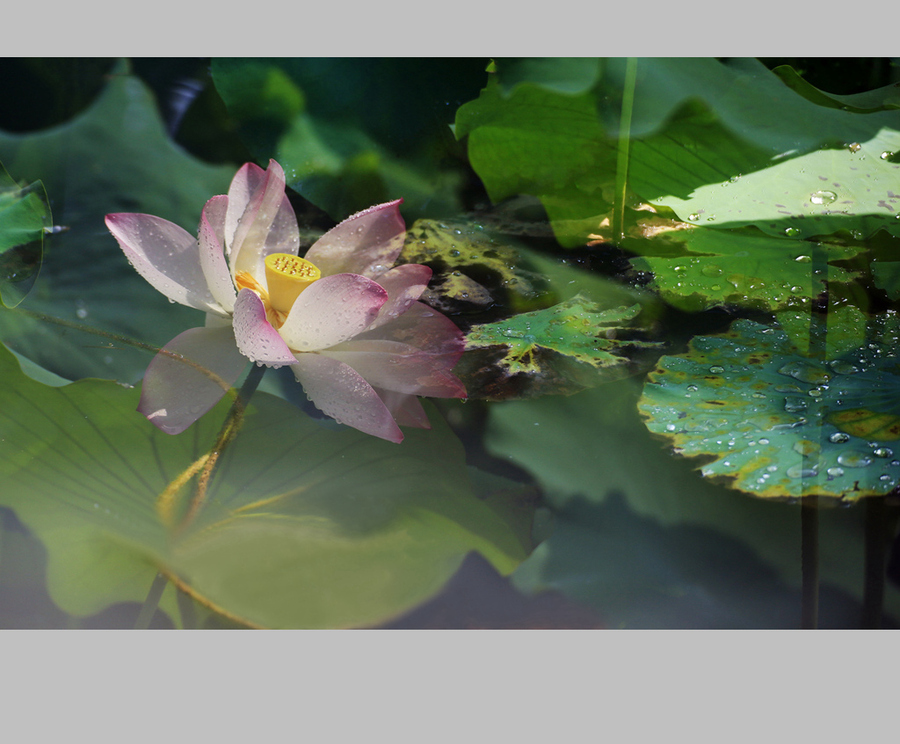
263 253 321 315
234 254 321 329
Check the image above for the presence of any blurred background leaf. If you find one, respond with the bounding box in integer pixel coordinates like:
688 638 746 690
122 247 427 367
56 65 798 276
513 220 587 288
0 63 236 382
211 58 488 221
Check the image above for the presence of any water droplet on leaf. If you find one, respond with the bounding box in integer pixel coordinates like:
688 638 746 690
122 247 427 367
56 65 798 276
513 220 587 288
810 190 837 206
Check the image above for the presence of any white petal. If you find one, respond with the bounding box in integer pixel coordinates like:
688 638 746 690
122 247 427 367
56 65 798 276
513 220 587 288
304 199 405 278
291 353 403 442
105 213 224 313
277 273 387 352
321 339 466 398
232 288 298 366
138 325 248 435
198 195 236 313
228 160 300 281
365 263 432 330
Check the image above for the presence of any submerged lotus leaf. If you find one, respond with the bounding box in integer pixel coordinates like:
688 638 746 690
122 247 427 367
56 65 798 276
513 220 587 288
398 218 551 314
0 163 49 308
628 227 861 312
652 128 900 240
638 316 900 500
459 295 658 400
0 342 528 628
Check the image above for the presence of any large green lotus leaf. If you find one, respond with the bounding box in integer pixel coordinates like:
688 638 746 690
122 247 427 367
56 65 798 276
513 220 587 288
627 226 862 312
484 377 900 623
492 58 602 97
638 316 900 501
0 343 528 628
0 162 50 308
617 58 900 204
454 79 617 247
456 58 900 247
0 67 235 382
771 65 900 114
652 129 900 240
211 58 482 221
460 296 658 400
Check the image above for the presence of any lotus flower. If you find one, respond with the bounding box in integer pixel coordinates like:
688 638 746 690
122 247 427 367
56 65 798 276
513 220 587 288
105 159 466 443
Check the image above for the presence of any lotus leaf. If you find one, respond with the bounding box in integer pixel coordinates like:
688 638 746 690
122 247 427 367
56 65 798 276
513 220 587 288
457 58 900 247
0 67 235 382
638 316 900 500
211 58 483 221
0 342 528 628
460 296 656 400
628 227 861 312
652 129 900 240
0 163 49 308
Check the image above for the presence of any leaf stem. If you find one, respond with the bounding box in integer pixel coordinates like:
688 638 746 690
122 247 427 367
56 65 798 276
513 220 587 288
177 363 267 533
862 495 887 628
134 572 168 629
613 57 638 243
800 495 819 629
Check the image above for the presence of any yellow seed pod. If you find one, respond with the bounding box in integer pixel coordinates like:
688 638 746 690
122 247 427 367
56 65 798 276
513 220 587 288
264 253 321 314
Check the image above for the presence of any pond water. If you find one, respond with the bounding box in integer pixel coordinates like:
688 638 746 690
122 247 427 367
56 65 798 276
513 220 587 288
1 57 899 629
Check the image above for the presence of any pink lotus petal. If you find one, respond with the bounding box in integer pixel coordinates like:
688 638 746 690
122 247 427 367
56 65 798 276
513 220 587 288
228 160 299 281
198 196 236 313
278 273 388 352
291 353 403 443
366 263 432 330
105 213 224 313
372 387 431 428
232 288 297 366
224 162 265 248
138 325 249 435
304 199 405 279
321 339 466 398
355 301 466 362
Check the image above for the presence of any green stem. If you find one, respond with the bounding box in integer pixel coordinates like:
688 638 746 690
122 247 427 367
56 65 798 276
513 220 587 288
801 495 819 629
798 243 826 630
134 572 168 629
177 363 267 533
613 58 638 243
862 495 887 629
